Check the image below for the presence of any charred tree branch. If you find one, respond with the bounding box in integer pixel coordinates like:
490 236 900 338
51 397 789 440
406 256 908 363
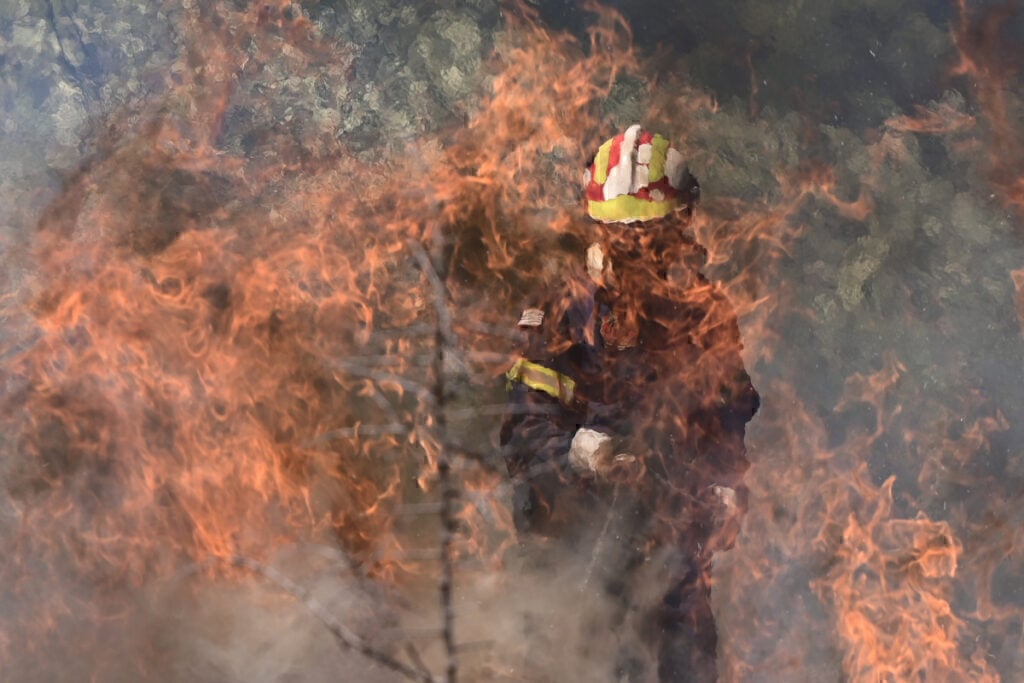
230 556 439 683
409 239 459 683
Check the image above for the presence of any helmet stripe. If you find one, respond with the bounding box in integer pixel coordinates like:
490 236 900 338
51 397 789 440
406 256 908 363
648 134 670 183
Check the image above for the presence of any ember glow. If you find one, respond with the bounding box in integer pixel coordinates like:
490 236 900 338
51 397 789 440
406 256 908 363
3 1 1024 681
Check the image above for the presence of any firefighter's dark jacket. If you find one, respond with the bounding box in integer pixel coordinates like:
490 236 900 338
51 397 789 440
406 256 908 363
500 227 760 548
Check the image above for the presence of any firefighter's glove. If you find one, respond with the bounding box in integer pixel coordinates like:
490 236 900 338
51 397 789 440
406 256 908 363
568 428 638 479
568 428 613 475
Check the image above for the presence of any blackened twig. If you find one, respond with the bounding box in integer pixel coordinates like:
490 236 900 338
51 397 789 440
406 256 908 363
404 642 434 680
305 422 410 446
453 319 527 341
230 556 439 683
409 239 459 683
446 402 562 419
408 241 457 352
330 359 435 405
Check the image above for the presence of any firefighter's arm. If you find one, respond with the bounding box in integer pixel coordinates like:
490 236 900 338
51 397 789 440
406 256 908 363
500 381 581 535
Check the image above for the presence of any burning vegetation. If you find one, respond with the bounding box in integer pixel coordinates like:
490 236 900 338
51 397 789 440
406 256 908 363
2 0 1024 681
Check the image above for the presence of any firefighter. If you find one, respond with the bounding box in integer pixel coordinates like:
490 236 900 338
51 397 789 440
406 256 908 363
501 125 759 681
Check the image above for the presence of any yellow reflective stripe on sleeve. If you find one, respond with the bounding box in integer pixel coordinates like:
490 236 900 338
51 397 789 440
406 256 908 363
593 137 614 186
647 134 670 183
506 359 576 405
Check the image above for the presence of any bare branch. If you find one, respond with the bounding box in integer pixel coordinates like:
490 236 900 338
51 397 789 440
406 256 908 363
453 319 527 341
330 359 435 405
305 423 410 445
231 555 440 683
408 240 458 351
410 238 460 683
446 402 562 420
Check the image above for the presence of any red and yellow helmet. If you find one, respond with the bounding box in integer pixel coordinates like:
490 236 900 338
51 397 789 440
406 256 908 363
583 124 698 224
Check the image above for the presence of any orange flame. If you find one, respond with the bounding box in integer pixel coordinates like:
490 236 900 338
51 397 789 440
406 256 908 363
2 1 1023 681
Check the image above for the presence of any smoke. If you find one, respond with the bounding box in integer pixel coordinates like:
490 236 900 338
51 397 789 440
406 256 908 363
5 1 1024 681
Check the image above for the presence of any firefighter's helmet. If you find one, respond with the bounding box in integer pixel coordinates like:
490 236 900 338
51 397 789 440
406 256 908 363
583 124 698 224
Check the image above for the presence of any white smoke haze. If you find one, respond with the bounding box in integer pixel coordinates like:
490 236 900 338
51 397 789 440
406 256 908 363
4 1 1024 682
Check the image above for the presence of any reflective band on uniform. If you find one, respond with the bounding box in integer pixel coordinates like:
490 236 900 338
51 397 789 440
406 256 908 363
505 359 576 405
